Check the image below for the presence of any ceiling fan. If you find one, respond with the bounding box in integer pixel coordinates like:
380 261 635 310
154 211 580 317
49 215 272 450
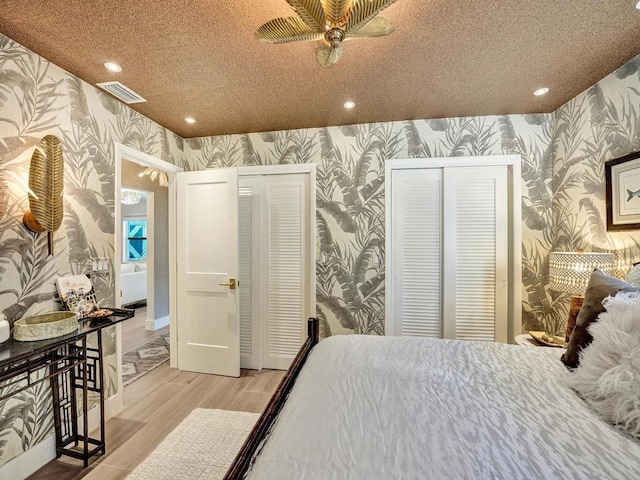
255 0 398 68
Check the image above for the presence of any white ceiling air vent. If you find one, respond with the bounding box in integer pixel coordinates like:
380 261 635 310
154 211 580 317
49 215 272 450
96 81 146 104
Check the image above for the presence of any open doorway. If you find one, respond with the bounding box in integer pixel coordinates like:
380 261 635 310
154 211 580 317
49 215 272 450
114 144 182 403
119 161 170 386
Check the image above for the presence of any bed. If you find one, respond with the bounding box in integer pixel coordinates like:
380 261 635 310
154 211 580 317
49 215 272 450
225 319 640 480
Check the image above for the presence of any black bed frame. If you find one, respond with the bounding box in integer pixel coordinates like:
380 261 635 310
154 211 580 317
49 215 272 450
224 317 320 479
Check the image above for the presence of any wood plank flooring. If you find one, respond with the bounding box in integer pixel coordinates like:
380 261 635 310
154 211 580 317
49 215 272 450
120 307 169 353
28 363 285 480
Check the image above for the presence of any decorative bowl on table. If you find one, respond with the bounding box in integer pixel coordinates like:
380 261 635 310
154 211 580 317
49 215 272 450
87 308 113 320
528 330 567 348
13 311 78 341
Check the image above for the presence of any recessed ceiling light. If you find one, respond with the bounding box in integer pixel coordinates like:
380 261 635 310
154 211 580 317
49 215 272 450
185 117 196 124
533 87 549 96
104 62 122 73
636 0 640 9
344 101 355 109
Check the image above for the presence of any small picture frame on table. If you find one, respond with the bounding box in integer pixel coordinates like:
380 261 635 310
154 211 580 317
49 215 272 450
605 150 640 231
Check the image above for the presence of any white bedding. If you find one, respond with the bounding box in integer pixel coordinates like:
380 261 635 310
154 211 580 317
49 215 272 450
247 335 640 479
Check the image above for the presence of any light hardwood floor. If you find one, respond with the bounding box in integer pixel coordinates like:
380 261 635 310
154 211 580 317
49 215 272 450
28 356 285 479
121 307 169 353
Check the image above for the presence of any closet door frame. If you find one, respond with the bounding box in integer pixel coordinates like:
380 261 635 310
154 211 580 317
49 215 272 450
384 156 522 343
238 164 316 369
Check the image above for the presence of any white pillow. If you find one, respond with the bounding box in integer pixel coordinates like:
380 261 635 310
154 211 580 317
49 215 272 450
564 291 640 438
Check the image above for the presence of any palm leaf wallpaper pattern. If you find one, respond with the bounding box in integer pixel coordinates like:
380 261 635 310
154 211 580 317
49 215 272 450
1 30 640 468
186 115 556 335
0 34 186 466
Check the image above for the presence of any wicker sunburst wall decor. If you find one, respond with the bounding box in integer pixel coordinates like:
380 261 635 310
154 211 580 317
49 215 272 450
23 134 64 255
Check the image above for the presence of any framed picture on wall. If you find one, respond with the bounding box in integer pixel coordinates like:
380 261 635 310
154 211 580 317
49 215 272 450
606 150 640 231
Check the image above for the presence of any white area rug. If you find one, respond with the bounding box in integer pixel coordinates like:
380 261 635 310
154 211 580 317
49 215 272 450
126 408 259 480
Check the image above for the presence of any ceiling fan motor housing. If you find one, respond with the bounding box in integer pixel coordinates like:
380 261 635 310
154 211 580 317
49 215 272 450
325 27 345 48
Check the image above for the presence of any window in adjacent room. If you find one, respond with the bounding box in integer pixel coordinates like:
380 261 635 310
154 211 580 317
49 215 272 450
124 219 147 262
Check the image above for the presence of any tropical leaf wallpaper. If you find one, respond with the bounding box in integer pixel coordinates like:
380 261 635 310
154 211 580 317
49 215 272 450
185 115 555 336
0 34 185 467
0 29 639 471
548 57 640 331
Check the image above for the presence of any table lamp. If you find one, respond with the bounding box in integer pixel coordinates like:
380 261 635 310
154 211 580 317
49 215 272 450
549 251 615 341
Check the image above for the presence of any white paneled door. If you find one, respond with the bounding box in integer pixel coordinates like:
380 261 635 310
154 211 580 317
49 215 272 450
176 169 240 377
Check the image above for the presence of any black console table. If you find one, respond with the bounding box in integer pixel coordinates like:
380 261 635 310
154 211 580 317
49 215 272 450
0 308 134 467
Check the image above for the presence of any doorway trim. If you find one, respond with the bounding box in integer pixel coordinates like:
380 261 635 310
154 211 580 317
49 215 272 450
114 143 183 402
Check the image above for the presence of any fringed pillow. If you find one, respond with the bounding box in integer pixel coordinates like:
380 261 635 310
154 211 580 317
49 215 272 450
564 291 640 438
561 269 637 368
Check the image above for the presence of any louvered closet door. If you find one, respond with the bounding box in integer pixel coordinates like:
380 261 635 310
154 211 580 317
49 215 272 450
262 174 310 370
390 169 442 337
238 184 262 370
442 166 508 342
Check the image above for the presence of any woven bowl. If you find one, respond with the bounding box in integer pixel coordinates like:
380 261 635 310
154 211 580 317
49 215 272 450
13 311 78 342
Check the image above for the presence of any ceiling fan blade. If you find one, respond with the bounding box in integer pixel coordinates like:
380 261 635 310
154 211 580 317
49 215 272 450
316 44 345 68
346 16 393 37
346 0 398 33
286 0 326 32
321 0 352 26
255 17 324 44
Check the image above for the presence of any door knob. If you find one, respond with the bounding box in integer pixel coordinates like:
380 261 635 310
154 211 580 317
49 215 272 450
219 278 237 290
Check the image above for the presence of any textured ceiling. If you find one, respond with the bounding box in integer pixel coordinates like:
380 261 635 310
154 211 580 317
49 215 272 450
1 1 640 138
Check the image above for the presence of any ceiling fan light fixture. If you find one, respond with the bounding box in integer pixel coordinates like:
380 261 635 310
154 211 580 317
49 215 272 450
533 87 550 96
344 101 356 109
255 0 398 67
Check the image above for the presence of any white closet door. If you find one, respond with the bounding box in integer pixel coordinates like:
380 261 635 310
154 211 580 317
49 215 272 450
389 169 442 337
262 174 310 370
238 183 262 370
442 166 508 342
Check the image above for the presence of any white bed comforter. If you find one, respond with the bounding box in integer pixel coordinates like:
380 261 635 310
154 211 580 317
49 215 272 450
247 335 640 480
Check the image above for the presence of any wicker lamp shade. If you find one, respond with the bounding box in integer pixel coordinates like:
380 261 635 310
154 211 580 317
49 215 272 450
549 251 616 341
549 252 615 295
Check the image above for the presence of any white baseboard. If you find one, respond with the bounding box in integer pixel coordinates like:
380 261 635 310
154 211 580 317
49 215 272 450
145 314 169 331
0 393 123 479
